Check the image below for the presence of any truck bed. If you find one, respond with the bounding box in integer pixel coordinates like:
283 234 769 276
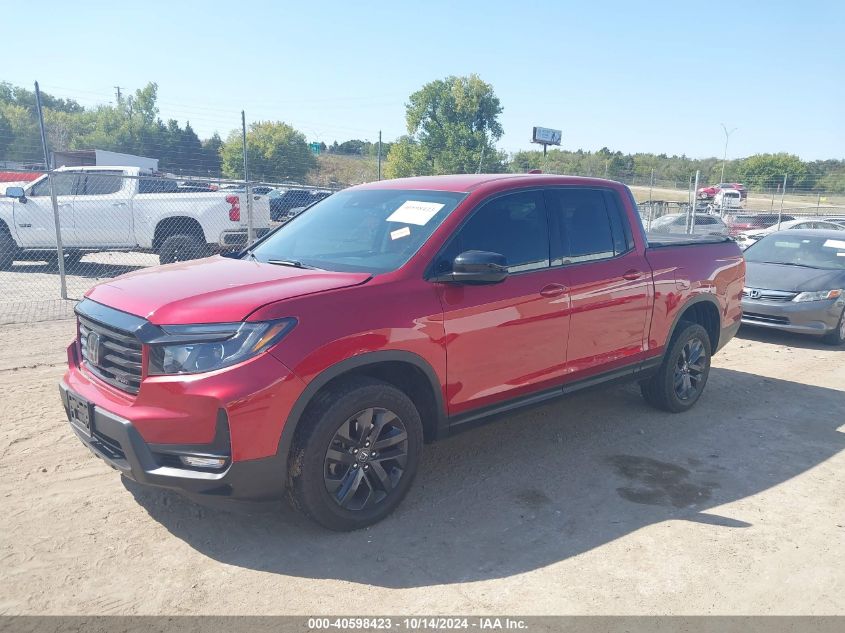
646 233 734 248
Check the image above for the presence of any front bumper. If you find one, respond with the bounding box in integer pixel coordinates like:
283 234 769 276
741 297 844 335
60 381 285 498
61 339 306 499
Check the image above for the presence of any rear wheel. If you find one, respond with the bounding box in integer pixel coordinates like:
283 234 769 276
288 377 423 531
641 322 712 413
158 233 207 265
822 308 845 346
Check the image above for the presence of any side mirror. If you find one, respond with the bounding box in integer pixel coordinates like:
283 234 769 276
435 250 509 284
5 186 26 202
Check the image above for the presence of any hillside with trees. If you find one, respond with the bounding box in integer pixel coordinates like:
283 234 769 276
1 79 843 192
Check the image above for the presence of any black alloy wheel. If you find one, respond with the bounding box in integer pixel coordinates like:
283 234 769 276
673 337 707 401
288 376 422 530
640 321 712 413
324 407 409 511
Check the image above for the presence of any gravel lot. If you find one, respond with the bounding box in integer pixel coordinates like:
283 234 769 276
0 320 843 615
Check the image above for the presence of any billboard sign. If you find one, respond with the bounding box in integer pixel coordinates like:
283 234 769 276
532 127 562 146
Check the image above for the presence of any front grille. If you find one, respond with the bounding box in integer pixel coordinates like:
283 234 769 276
79 316 143 394
742 288 798 302
743 312 790 325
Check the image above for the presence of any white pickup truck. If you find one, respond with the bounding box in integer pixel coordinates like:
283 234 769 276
0 166 271 269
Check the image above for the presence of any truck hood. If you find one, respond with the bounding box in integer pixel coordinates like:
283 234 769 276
745 261 845 292
86 256 372 324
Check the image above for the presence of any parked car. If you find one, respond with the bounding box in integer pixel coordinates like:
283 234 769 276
741 229 845 345
278 206 308 223
176 182 218 193
60 174 744 530
712 188 743 211
697 182 747 201
0 166 272 268
270 188 332 221
735 218 845 250
821 217 845 228
648 213 729 236
724 212 796 237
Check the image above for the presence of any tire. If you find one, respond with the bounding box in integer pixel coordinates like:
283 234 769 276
640 322 712 413
0 228 18 270
288 376 423 531
158 233 207 265
822 308 845 346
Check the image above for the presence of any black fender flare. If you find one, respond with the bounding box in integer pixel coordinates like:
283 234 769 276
275 350 447 467
665 293 722 351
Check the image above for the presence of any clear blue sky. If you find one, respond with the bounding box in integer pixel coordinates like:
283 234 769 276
4 0 844 159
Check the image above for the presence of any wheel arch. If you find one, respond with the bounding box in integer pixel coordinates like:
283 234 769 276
152 216 207 250
277 351 447 467
0 217 14 238
667 294 722 351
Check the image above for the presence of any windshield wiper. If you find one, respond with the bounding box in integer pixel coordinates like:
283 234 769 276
756 261 820 269
267 259 321 270
244 249 258 261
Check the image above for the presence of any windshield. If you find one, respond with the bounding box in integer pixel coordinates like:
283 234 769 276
745 234 845 270
249 188 466 273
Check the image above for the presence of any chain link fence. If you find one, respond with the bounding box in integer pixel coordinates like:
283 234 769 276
0 168 340 324
2 168 844 324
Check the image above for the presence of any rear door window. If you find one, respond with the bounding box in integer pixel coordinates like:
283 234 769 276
546 188 631 265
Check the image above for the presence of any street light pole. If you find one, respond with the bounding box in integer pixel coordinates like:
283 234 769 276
720 123 737 184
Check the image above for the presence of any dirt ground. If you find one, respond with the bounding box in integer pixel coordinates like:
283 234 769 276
0 319 843 615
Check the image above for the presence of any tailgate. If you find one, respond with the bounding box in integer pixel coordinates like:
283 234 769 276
242 192 271 229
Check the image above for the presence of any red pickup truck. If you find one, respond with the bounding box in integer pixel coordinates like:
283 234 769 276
60 174 744 530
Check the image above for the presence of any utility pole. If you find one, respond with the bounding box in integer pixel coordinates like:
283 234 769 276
114 86 122 103
377 130 382 181
689 170 700 234
720 124 737 184
241 111 254 243
647 168 655 231
35 81 67 299
778 174 787 228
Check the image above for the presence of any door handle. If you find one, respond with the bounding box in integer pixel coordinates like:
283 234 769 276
540 283 568 298
622 269 642 281
112 202 127 207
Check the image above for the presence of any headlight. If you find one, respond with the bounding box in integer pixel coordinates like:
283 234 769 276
792 289 843 303
147 318 296 375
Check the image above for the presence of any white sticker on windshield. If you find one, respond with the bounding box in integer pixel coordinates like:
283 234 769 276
823 239 845 249
390 226 411 240
386 201 445 226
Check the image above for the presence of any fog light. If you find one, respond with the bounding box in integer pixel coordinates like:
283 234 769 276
180 455 227 469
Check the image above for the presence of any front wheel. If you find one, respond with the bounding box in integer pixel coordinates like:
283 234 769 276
288 377 423 531
0 229 18 270
822 308 845 346
640 322 712 413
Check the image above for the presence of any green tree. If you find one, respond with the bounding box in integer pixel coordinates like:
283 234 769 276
0 109 12 157
734 153 809 190
385 74 505 178
0 103 41 162
219 121 316 182
200 133 223 176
